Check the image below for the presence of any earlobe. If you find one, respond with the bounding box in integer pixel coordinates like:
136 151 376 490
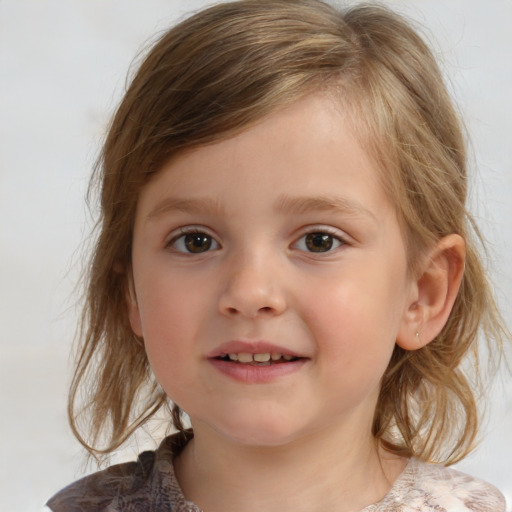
397 234 465 351
126 271 143 337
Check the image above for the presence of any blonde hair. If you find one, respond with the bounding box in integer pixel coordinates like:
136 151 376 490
70 0 507 464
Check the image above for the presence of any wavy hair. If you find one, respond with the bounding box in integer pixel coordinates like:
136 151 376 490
69 0 507 464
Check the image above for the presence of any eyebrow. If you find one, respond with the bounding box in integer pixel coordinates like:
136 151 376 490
146 197 225 221
275 194 378 224
146 194 378 224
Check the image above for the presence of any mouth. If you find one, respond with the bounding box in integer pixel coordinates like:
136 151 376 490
214 352 301 366
208 342 308 383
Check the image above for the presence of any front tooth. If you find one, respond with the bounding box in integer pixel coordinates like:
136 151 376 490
271 352 281 361
228 353 238 361
237 353 253 363
253 353 271 362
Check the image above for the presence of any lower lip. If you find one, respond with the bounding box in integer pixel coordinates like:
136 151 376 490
208 358 307 383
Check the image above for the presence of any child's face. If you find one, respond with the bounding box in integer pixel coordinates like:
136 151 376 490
129 94 417 447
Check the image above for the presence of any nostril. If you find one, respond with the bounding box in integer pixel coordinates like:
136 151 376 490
218 285 287 318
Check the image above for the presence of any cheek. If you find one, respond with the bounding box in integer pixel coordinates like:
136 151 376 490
135 264 200 336
138 287 200 405
134 269 215 378
301 267 405 365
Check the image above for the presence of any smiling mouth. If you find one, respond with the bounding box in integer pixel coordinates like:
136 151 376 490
215 352 301 366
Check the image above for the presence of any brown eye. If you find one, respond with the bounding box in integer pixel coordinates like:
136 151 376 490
171 231 219 253
305 233 334 252
184 233 213 253
295 231 345 254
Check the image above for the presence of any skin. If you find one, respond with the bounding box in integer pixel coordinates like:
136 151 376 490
128 93 465 512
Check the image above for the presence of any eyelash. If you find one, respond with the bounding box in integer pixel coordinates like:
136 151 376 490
293 228 347 254
166 226 347 254
166 228 220 254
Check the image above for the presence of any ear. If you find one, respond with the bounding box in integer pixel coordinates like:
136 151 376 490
126 269 143 337
396 234 465 350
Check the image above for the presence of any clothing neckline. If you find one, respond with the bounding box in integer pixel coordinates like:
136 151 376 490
156 431 417 512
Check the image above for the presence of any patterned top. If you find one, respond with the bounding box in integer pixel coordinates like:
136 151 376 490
46 431 506 512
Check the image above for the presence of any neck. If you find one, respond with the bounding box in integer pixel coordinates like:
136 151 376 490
174 421 406 512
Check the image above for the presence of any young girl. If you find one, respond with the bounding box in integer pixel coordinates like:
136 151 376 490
46 1 509 510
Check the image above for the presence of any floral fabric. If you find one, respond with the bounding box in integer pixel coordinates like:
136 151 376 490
46 432 506 512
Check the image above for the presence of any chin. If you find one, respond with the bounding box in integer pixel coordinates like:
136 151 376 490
205 412 310 448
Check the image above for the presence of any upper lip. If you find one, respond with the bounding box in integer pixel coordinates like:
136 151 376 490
207 340 304 359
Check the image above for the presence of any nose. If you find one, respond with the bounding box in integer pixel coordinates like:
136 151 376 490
218 253 287 318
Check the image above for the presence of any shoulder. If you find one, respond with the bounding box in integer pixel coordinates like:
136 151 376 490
46 431 192 512
45 449 158 512
396 459 507 512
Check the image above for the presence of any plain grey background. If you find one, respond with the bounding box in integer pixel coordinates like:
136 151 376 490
1 1 511 510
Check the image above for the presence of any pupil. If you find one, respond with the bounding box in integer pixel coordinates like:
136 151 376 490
185 233 211 253
306 233 333 252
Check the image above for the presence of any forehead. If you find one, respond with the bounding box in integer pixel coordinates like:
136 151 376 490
136 93 395 228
